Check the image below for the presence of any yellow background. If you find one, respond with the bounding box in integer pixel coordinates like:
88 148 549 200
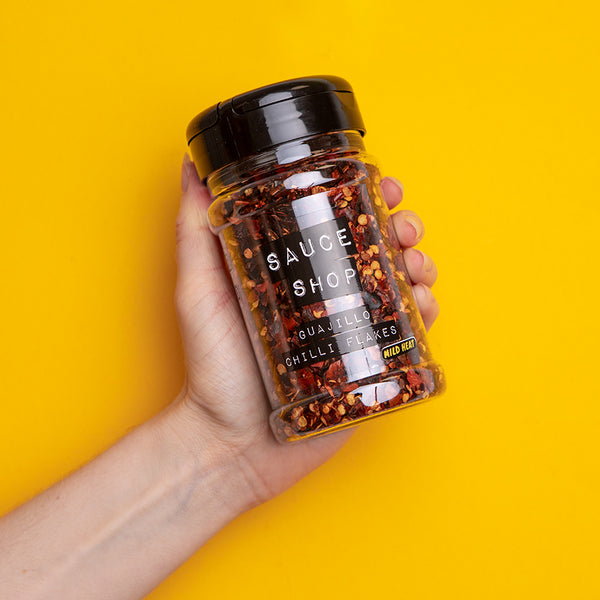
1 1 599 598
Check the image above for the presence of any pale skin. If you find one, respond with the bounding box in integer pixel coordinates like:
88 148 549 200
0 156 440 599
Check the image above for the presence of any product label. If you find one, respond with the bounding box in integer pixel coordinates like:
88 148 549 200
283 317 401 369
258 212 418 372
381 337 417 359
260 216 362 307
295 305 374 342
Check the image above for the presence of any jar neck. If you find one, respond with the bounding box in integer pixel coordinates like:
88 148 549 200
206 130 366 197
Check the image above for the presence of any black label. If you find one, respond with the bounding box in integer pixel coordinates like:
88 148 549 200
260 216 361 307
295 305 374 343
381 337 417 360
283 320 401 370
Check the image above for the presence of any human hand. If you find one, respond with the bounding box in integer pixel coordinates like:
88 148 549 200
171 156 440 508
0 155 439 599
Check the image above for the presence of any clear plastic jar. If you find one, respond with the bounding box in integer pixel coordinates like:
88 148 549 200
187 76 445 442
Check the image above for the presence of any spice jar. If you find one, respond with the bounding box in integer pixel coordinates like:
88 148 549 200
186 76 445 442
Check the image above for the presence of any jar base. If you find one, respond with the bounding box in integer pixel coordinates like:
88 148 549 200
269 362 445 443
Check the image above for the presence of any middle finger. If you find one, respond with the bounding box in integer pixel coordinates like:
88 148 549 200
403 248 438 287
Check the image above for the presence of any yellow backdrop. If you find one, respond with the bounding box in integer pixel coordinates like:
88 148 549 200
1 1 599 598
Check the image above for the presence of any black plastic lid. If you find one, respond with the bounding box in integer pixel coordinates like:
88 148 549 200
186 76 366 179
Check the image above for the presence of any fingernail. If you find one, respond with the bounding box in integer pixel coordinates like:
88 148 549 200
416 249 433 272
414 282 431 305
405 214 424 242
181 153 191 192
387 176 404 197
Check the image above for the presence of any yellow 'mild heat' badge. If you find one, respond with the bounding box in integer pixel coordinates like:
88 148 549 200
381 336 417 360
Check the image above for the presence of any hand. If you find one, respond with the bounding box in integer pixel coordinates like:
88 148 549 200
0 159 441 599
172 156 440 507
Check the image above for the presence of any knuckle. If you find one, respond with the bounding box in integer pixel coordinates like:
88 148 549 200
175 215 188 246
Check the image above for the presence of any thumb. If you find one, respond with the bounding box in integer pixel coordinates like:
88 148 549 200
175 154 231 318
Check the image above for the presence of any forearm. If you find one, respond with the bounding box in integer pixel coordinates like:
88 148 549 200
0 397 255 600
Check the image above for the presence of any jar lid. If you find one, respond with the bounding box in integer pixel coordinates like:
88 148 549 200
186 75 366 179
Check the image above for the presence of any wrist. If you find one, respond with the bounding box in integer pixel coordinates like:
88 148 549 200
151 394 263 518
